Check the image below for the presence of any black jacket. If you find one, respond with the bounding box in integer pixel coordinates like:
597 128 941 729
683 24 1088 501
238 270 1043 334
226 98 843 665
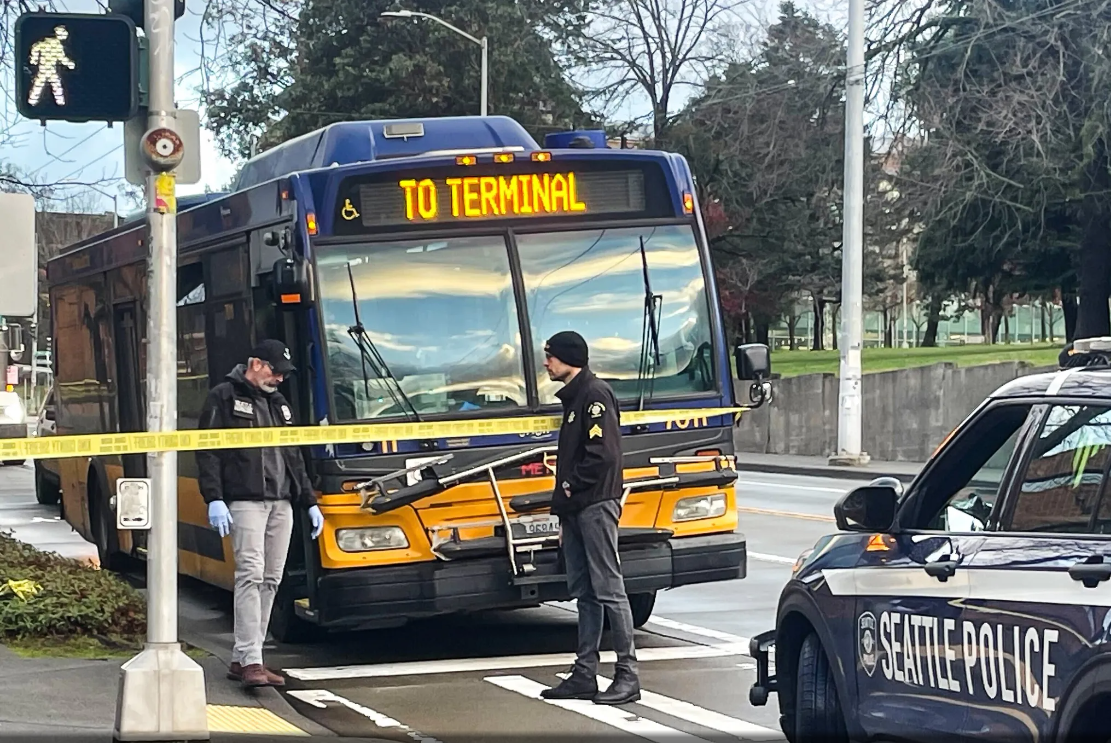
551 367 624 516
196 365 317 509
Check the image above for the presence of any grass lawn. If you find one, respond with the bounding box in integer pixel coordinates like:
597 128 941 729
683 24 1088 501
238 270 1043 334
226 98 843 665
770 342 1062 378
3 635 211 660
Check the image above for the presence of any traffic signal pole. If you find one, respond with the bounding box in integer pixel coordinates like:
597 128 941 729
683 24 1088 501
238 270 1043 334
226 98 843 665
113 0 209 738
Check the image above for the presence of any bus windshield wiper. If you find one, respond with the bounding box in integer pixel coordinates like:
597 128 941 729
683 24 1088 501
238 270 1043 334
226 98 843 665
635 235 662 411
345 263 421 422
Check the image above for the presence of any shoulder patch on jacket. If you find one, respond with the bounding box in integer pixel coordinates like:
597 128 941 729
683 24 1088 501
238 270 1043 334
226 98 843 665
280 404 293 423
588 401 606 418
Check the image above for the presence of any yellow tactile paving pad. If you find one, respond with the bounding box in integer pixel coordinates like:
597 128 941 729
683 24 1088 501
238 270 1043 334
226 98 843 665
206 704 309 736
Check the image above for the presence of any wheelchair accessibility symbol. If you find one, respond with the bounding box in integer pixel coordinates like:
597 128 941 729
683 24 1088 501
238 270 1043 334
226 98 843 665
341 199 360 221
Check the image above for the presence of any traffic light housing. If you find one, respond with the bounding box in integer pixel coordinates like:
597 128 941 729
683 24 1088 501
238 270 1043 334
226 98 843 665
14 12 139 123
108 0 186 29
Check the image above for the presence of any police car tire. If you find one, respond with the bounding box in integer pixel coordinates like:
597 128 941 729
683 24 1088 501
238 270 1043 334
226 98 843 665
795 632 848 743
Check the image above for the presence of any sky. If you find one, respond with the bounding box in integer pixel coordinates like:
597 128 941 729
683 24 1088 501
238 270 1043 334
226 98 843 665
3 0 850 217
4 0 240 215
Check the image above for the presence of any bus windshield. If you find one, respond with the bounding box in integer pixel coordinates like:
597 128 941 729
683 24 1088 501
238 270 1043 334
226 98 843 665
316 223 717 422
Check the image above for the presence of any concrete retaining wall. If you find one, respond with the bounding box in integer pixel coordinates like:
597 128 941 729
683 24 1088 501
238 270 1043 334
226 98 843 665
734 361 1058 462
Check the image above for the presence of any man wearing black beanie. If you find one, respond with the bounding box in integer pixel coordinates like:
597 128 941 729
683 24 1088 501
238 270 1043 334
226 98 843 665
539 331 641 706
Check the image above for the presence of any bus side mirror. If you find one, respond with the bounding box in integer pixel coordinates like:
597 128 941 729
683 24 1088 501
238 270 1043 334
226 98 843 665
735 343 772 408
271 256 315 310
735 343 770 381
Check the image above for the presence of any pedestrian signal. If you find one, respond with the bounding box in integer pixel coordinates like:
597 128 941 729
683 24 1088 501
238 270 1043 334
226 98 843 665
14 12 138 123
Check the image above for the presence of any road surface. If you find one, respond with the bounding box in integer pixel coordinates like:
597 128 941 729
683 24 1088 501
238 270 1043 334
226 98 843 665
0 464 860 742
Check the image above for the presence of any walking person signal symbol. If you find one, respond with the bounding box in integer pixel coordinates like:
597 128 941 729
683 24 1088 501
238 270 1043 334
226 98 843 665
27 25 75 107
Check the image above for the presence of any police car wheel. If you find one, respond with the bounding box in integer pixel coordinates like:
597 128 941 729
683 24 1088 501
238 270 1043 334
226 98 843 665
795 632 848 743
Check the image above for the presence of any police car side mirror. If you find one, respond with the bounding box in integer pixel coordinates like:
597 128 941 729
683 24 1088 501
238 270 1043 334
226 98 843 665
834 485 898 532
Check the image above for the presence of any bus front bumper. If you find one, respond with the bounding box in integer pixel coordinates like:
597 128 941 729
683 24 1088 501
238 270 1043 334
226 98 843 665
304 532 746 629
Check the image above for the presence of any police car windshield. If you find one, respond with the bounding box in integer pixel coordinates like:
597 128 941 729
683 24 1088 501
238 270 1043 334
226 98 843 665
315 224 716 422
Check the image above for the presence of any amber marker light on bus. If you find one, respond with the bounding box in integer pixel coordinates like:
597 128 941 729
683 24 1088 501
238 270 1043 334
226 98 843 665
683 192 695 213
532 152 552 162
306 212 318 235
456 155 477 166
280 293 302 304
494 152 515 163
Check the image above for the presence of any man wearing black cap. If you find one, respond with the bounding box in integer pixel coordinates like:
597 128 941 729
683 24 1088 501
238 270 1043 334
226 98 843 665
197 339 324 689
539 330 641 705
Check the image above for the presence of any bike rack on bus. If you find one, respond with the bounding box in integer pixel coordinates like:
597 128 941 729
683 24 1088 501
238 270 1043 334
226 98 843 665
353 448 739 584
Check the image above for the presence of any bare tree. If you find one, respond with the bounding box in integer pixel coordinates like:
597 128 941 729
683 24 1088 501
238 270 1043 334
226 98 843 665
569 0 750 140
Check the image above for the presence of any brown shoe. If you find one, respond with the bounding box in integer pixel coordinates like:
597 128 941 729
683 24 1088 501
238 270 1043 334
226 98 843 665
227 662 285 687
236 663 283 688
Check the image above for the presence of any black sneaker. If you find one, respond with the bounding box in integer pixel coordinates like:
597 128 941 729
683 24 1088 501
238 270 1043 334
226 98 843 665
541 671 598 700
593 672 641 705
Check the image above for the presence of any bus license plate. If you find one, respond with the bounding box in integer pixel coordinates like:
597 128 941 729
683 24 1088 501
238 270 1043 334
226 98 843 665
514 516 559 537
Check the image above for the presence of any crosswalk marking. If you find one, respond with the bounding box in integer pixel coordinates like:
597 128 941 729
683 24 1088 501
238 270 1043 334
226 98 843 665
559 673 782 740
283 643 745 681
485 674 718 743
645 616 750 647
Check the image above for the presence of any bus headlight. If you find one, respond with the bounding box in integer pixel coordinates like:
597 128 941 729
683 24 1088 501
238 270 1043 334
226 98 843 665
336 526 409 552
673 493 727 522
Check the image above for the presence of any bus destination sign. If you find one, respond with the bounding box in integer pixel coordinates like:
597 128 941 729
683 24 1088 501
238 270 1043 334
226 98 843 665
335 166 652 231
400 172 587 222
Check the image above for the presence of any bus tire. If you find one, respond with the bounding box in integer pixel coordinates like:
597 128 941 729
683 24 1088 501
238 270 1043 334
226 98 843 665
629 591 656 628
35 463 60 506
88 471 124 571
269 581 323 644
794 631 848 743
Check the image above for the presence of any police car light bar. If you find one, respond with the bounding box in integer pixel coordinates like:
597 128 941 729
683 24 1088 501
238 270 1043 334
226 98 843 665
1060 336 1111 370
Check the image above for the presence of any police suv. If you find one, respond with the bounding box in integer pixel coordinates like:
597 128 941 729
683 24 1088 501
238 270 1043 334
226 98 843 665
749 338 1111 743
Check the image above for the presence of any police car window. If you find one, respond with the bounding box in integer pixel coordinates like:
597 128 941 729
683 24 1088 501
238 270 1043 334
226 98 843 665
920 404 1031 531
1004 404 1111 534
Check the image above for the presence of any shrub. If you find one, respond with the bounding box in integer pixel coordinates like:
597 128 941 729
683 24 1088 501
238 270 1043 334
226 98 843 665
0 531 145 640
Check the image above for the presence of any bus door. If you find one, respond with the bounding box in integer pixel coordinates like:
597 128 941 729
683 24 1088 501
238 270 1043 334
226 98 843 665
112 301 147 551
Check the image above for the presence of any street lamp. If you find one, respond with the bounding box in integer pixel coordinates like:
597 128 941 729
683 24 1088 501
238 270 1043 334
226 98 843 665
380 9 488 117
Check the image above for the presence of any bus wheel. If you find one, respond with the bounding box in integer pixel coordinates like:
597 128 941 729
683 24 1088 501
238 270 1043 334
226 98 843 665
88 476 123 571
270 582 323 644
34 463 60 506
629 592 656 628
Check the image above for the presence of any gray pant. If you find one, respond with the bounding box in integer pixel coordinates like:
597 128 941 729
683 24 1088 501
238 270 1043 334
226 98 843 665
561 499 638 679
229 499 293 667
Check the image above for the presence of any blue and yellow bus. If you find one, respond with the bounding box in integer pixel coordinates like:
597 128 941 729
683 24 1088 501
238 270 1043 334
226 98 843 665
45 116 770 641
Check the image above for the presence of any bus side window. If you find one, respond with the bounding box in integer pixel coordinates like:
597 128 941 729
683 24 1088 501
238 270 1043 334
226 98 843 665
204 246 253 386
177 262 208 430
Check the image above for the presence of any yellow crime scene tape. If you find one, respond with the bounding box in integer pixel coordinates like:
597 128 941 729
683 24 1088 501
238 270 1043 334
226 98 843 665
5 407 747 461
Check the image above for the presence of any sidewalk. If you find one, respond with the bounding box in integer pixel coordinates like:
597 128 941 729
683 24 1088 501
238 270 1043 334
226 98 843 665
0 643 364 740
0 466 369 741
734 452 924 482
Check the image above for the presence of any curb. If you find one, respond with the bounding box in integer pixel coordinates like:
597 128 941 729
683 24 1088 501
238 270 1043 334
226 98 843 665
736 462 920 483
180 628 335 738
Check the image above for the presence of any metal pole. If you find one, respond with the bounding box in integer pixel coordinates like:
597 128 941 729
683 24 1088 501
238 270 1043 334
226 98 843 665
480 36 488 116
114 0 208 738
830 0 869 466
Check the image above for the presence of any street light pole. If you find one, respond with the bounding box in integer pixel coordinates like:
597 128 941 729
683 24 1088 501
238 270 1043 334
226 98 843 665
480 35 488 117
830 0 869 467
381 10 488 116
114 0 209 738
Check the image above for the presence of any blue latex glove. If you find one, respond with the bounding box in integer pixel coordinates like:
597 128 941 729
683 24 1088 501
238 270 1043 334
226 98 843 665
308 505 324 539
208 500 232 537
